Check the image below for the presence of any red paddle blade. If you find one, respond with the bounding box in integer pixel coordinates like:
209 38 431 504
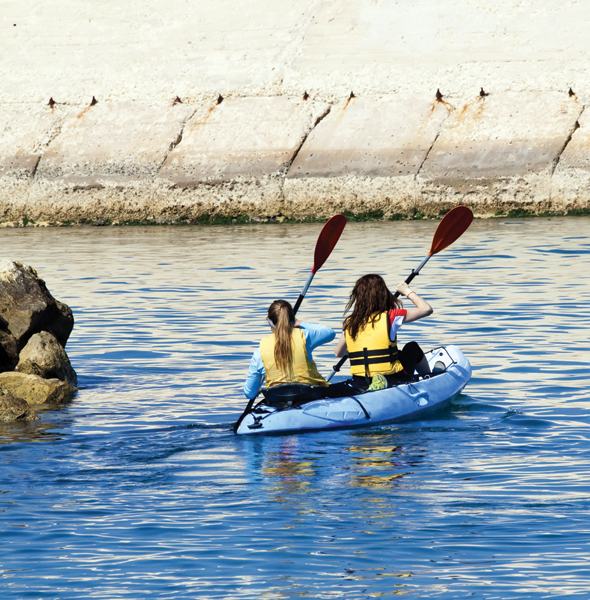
429 206 474 256
312 214 347 273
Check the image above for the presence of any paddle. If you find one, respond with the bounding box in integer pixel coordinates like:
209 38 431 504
327 205 474 380
393 205 474 297
233 214 347 433
292 214 347 315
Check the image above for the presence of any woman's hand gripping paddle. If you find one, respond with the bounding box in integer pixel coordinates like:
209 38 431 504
327 206 474 381
292 214 347 315
233 214 347 433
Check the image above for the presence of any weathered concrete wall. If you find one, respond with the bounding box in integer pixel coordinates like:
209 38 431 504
552 110 590 210
1 93 588 224
284 95 451 219
2 1 590 223
0 104 66 222
20 102 195 224
417 92 584 216
156 96 330 221
4 1 590 103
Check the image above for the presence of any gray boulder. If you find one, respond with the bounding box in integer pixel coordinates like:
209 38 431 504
0 371 75 405
16 331 77 386
0 390 39 422
0 259 74 350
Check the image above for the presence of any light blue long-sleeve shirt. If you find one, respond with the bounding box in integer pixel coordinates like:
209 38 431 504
243 322 336 399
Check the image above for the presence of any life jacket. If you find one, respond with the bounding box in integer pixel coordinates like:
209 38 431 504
344 310 404 377
260 328 329 388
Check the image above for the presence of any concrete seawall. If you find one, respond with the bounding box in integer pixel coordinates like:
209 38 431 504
2 1 590 224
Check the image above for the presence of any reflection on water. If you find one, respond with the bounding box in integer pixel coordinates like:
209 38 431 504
0 403 73 444
263 438 316 492
348 445 408 489
0 217 590 598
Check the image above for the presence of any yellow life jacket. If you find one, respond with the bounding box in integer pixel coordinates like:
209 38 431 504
345 311 404 377
260 328 328 388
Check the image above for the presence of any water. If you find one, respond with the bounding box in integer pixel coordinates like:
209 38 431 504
1 217 589 599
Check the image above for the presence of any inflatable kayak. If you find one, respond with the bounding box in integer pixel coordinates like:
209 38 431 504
234 345 471 435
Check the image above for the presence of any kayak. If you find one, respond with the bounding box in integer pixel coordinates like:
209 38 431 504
235 345 471 435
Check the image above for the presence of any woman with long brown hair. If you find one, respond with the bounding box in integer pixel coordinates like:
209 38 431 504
334 273 433 391
243 299 335 400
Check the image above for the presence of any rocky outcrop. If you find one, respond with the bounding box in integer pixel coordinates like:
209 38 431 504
16 331 77 386
0 372 75 405
0 260 74 350
0 260 77 409
0 390 39 422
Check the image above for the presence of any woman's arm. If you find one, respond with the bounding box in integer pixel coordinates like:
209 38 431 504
334 333 348 357
299 321 336 351
396 281 433 323
243 350 264 399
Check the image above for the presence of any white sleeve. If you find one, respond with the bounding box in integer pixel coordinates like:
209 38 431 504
389 314 405 340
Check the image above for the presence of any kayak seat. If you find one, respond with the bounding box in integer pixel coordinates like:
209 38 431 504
262 383 320 409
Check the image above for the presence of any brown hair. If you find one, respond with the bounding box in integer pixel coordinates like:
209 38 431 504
267 299 296 377
343 274 402 339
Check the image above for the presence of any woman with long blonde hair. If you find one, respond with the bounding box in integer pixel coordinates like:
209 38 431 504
243 299 335 400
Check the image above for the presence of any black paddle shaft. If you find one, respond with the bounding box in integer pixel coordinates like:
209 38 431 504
329 355 349 378
293 293 305 315
293 271 315 316
393 269 419 299
392 254 432 298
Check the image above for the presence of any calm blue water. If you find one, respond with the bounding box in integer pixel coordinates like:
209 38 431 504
1 218 589 599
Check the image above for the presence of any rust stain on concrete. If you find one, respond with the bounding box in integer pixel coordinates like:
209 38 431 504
189 102 219 134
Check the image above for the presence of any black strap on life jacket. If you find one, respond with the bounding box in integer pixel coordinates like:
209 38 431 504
347 310 400 378
348 345 398 378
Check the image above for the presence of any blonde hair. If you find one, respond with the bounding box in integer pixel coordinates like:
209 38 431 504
268 300 295 378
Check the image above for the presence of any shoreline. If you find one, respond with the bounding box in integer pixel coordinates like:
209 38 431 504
2 206 589 229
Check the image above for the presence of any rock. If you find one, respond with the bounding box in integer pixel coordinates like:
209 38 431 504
0 315 19 373
0 259 74 349
16 331 77 386
0 371 75 405
54 301 75 347
0 390 39 422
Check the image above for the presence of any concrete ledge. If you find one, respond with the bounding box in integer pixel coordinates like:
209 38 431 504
3 1 590 222
551 110 590 210
4 1 590 104
0 103 66 220
0 93 588 225
284 96 450 218
417 92 584 216
9 101 195 223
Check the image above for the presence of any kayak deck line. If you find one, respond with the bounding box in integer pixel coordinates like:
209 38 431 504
350 396 371 420
235 345 471 435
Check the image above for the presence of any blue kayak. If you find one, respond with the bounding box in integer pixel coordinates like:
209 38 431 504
235 345 472 435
